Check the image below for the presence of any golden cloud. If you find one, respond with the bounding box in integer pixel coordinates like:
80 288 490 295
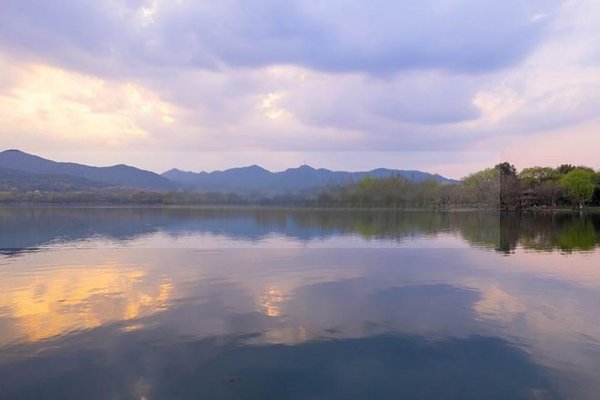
0 62 176 147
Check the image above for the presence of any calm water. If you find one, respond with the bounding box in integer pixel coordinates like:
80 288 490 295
1 207 600 400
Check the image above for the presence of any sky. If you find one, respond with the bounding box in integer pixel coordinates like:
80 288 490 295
0 0 599 179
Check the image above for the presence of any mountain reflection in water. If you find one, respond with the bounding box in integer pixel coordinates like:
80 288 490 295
0 207 599 399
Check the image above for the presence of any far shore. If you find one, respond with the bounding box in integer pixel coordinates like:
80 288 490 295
1 203 599 213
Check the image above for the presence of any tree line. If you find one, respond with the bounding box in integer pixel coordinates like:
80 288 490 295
313 163 600 209
0 162 598 209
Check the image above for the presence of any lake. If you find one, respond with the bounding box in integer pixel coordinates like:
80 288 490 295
1 207 599 399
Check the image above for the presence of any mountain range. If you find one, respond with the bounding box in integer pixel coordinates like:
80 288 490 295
163 166 455 193
0 150 456 194
0 150 174 191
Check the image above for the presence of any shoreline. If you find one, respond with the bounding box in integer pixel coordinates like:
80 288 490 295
1 203 599 213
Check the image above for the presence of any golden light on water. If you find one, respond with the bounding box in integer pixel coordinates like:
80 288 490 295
473 285 525 323
259 285 285 317
0 265 173 343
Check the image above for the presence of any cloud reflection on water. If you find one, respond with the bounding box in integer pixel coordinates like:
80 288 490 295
1 208 599 398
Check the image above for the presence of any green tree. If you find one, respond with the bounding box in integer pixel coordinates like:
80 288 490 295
519 167 559 187
461 168 500 208
359 175 374 188
560 169 596 209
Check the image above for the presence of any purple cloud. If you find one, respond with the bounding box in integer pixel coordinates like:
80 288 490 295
0 0 561 76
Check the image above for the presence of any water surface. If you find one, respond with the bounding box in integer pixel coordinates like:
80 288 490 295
1 207 599 399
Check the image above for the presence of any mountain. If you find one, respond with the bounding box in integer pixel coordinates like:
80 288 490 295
0 167 108 192
0 149 456 195
0 150 175 191
163 164 456 194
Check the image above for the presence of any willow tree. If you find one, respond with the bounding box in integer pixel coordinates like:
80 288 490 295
560 169 596 209
461 168 500 208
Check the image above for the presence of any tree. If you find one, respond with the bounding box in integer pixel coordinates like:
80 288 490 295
494 162 520 209
536 182 564 208
461 168 500 208
560 169 596 209
557 164 576 175
519 167 561 208
519 167 559 187
495 162 517 177
594 171 600 206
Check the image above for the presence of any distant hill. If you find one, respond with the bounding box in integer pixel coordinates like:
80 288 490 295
0 167 109 192
163 164 456 194
0 149 456 195
0 150 175 191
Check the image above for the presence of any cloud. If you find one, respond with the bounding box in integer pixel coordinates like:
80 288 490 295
0 62 175 149
282 70 482 127
168 0 558 74
0 0 561 76
0 0 599 175
464 0 600 136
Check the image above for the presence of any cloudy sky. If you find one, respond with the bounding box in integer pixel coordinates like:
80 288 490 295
0 0 599 178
